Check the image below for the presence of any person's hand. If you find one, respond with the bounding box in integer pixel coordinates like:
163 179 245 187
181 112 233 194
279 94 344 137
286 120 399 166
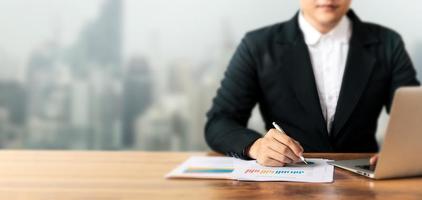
370 154 379 166
247 129 304 167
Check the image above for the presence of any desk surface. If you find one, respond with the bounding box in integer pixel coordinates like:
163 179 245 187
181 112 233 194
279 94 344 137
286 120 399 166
0 151 421 200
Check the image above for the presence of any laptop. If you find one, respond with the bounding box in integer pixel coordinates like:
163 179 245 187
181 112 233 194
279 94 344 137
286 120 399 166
329 87 422 179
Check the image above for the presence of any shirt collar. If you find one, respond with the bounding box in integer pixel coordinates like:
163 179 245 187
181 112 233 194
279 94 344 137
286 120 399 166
298 11 352 46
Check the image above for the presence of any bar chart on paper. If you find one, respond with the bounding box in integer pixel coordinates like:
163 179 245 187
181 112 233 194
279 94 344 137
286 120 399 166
184 168 234 173
166 156 237 179
233 159 334 183
243 168 305 175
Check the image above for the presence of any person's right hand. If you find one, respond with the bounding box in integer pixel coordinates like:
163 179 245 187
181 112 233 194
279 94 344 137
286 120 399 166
247 128 304 167
370 154 379 166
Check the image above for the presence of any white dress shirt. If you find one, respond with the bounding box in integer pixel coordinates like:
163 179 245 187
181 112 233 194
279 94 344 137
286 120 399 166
298 12 352 134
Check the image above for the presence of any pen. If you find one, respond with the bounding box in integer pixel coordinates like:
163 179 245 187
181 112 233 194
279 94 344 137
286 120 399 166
272 122 308 165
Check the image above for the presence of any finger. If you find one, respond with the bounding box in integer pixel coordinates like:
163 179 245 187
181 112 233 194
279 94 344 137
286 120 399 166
269 129 303 154
292 140 304 153
370 155 378 165
265 147 294 164
267 140 300 162
257 156 284 167
258 157 286 167
269 129 304 157
256 149 288 167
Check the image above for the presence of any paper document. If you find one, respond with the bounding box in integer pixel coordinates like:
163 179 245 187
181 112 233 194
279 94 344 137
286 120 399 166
166 156 334 183
233 159 334 183
165 156 237 179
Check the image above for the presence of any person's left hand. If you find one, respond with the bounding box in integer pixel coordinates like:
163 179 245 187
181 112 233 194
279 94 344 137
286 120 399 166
370 154 379 166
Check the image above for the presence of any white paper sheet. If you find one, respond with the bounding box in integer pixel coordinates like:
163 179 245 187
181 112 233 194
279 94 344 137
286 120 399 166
165 156 238 179
165 156 334 183
233 158 334 183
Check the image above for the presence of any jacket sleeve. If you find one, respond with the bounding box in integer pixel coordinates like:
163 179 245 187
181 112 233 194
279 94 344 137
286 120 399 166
385 34 421 112
204 36 262 159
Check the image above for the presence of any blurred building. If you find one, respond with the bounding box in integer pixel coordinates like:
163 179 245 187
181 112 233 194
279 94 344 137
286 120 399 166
135 95 189 151
0 81 26 148
24 0 124 149
122 57 153 147
67 0 122 76
66 0 123 149
134 60 191 151
25 40 71 148
414 43 422 81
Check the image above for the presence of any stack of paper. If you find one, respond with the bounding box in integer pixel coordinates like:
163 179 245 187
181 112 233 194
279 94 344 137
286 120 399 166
165 156 334 183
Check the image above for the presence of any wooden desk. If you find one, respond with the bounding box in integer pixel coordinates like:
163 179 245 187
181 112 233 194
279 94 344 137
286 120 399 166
0 151 421 200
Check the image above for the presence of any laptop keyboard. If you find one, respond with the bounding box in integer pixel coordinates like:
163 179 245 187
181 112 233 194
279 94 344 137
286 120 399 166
356 165 376 171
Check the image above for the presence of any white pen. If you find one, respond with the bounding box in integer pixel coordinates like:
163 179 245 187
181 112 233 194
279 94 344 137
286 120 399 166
272 122 308 165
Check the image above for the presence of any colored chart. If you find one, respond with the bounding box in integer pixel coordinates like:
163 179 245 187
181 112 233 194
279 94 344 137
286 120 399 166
243 168 305 175
233 159 334 182
184 167 234 173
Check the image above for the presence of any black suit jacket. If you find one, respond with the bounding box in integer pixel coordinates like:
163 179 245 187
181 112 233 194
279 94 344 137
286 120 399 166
204 10 420 159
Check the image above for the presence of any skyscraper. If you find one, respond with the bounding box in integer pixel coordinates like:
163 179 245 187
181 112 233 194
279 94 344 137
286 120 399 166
23 0 125 149
0 81 26 148
66 0 124 149
25 40 73 148
122 56 153 147
67 0 122 75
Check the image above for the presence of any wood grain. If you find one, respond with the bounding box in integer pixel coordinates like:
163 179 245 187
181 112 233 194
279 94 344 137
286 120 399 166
0 151 420 200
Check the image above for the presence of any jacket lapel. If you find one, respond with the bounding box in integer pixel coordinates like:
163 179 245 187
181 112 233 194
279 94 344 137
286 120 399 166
276 13 332 148
330 40 376 138
274 10 379 146
281 42 329 134
330 11 378 138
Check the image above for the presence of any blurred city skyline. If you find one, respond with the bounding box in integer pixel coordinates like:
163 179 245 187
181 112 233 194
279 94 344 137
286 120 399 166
0 0 421 150
2 0 422 82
